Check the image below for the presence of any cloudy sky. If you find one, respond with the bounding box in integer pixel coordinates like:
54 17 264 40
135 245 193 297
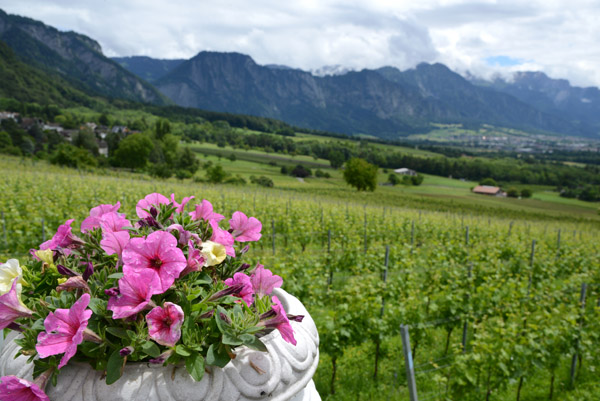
1 0 599 87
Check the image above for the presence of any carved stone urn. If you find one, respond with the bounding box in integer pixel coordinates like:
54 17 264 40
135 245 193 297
0 289 320 401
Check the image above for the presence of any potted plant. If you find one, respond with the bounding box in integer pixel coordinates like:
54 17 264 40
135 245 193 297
0 193 319 400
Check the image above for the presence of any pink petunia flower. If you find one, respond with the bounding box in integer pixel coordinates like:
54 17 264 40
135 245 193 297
251 265 283 298
229 212 262 242
100 230 130 260
36 293 100 369
0 278 33 330
146 302 184 347
210 221 235 257
169 194 195 213
107 267 159 319
122 231 186 294
223 272 254 306
189 200 224 223
98 212 131 233
180 241 205 277
0 374 51 401
166 224 193 247
39 219 84 256
259 296 296 345
136 193 170 219
80 202 121 233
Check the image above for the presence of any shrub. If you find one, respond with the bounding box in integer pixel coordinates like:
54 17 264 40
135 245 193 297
250 175 274 187
411 174 424 186
507 187 519 198
520 188 532 198
224 175 247 185
480 177 497 186
149 163 172 179
50 143 97 168
315 169 330 178
388 173 401 186
291 165 312 178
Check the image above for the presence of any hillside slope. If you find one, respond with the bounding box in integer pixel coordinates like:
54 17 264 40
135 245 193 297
0 9 169 105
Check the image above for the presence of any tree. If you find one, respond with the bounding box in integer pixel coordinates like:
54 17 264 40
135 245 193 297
343 158 377 191
175 147 200 176
113 133 153 170
0 131 13 149
98 113 110 126
328 150 345 169
154 118 171 140
480 177 497 186
73 130 99 156
206 164 227 184
410 174 424 186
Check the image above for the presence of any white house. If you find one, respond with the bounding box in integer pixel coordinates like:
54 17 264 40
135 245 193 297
394 168 417 176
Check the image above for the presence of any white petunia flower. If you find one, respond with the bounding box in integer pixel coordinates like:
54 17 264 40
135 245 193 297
200 241 227 267
0 259 23 295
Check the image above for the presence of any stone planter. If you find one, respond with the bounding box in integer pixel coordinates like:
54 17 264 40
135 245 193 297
0 289 320 401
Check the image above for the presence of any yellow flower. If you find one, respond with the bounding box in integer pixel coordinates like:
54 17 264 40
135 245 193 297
201 241 227 266
35 250 54 266
57 277 67 285
0 259 24 295
35 249 57 272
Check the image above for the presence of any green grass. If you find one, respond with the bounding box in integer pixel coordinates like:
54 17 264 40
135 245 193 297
184 145 600 224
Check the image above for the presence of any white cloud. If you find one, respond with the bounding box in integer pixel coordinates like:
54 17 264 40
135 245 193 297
1 0 599 87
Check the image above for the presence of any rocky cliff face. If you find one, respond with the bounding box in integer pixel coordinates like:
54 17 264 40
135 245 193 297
484 71 600 129
154 51 583 138
0 9 168 105
112 56 185 83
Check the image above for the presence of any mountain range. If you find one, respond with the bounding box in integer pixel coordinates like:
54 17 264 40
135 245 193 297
0 8 598 140
116 52 596 138
0 9 168 105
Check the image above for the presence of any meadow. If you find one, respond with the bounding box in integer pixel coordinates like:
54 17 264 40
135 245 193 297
1 156 599 401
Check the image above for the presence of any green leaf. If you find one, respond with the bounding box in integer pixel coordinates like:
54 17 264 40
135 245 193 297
214 306 230 334
107 273 124 279
176 345 191 357
221 331 243 346
106 327 128 339
206 344 231 368
242 335 268 352
185 351 205 382
88 298 106 315
141 341 160 358
106 350 123 385
193 272 212 285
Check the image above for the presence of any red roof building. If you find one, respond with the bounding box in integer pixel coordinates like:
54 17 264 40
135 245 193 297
472 185 505 196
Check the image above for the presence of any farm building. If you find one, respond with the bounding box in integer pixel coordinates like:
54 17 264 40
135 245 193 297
472 185 506 196
394 168 417 176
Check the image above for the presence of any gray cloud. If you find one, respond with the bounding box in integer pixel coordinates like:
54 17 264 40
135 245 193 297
0 1 599 87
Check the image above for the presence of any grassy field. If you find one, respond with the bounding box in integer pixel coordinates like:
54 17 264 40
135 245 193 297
187 143 600 223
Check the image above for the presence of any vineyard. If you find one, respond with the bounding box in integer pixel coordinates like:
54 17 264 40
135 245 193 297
1 157 599 401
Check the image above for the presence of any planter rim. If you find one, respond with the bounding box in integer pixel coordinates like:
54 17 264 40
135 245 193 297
0 288 320 401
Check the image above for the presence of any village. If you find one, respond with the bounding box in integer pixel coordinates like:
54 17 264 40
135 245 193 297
0 110 139 157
